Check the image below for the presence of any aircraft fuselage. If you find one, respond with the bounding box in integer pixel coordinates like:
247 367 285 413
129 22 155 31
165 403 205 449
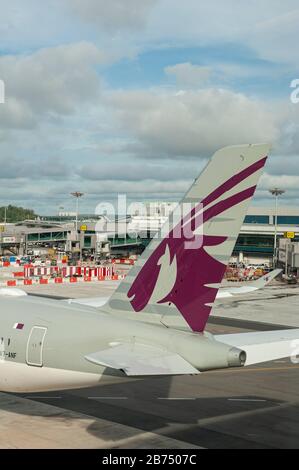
0 295 243 392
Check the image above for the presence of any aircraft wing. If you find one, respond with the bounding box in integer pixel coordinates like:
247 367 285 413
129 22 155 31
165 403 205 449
67 297 109 308
216 329 299 365
85 343 199 376
216 269 282 299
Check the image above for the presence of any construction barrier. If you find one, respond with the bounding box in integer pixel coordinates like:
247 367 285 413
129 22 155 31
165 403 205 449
24 265 59 277
112 259 135 265
22 265 114 279
0 260 21 267
224 266 266 281
0 274 125 288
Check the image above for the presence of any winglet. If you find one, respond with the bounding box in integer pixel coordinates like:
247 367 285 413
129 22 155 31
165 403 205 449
249 269 282 288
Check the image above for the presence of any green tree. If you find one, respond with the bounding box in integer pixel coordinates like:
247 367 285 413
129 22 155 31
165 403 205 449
0 205 38 223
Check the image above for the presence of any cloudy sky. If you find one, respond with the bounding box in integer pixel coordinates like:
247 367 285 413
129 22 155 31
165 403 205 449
0 0 299 215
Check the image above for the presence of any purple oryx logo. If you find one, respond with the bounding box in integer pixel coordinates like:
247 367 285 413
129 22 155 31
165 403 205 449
127 157 267 332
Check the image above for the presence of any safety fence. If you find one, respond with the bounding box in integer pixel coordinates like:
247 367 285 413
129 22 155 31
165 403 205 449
21 265 114 278
0 274 125 288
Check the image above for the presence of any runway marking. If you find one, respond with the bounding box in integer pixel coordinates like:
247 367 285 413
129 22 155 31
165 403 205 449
157 397 196 400
88 396 128 400
228 398 267 402
123 401 295 448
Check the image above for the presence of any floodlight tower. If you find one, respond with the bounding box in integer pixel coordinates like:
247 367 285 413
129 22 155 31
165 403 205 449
269 188 285 267
71 192 84 233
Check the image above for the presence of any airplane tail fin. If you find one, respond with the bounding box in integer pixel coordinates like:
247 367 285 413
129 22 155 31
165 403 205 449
107 144 270 332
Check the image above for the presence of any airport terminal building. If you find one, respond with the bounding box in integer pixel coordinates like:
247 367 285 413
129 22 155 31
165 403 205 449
1 205 299 266
232 206 299 264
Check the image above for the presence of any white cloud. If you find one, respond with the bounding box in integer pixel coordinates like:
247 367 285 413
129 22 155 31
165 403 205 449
165 63 211 88
0 42 103 128
0 153 69 180
79 160 202 181
0 1 298 211
260 172 299 191
108 88 280 157
267 155 299 176
68 0 157 32
249 8 299 63
137 1 299 69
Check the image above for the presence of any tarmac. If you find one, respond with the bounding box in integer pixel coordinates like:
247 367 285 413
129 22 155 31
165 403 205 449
0 279 299 448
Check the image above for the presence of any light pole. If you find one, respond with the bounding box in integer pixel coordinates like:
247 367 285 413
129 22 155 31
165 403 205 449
0 206 7 256
71 192 84 261
269 188 285 267
70 192 84 233
59 206 64 223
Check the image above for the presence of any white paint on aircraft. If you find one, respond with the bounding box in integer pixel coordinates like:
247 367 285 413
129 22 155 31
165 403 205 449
0 361 104 393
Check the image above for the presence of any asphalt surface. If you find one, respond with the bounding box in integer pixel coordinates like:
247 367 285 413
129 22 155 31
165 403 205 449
8 314 299 449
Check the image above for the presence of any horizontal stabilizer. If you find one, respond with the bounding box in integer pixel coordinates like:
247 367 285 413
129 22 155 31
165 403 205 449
248 269 282 288
216 269 282 298
85 343 199 376
216 329 299 366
